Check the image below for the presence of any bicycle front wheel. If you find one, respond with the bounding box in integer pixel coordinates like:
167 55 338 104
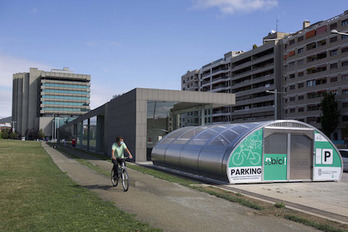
121 168 129 192
111 168 118 187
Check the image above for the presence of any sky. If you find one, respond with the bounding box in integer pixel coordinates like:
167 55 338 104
0 0 346 118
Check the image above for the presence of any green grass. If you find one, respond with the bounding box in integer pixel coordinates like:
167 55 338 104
0 140 160 232
274 201 286 209
284 215 344 232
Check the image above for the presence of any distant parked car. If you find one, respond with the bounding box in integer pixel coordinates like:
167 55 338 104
339 149 348 172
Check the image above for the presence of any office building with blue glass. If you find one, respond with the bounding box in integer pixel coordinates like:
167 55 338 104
12 67 90 138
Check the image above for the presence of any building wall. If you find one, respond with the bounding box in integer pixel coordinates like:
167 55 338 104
105 90 137 159
282 11 348 140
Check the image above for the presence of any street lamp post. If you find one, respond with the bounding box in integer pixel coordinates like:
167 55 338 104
266 89 286 120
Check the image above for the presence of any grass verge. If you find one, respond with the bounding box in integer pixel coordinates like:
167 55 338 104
0 140 160 232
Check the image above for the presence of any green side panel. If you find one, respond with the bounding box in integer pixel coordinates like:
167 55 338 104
263 154 287 180
314 131 342 168
228 129 263 167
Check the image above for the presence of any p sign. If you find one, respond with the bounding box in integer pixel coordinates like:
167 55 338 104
322 149 333 165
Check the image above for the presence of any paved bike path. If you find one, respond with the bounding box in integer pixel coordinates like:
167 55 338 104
43 143 318 232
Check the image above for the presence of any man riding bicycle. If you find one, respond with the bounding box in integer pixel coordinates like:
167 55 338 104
112 136 133 180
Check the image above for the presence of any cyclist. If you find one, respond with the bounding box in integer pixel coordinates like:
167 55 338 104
112 136 133 180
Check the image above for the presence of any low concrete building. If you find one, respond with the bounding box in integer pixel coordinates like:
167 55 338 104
58 88 235 162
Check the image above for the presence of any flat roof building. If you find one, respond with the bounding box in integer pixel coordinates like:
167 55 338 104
12 67 90 138
58 88 235 162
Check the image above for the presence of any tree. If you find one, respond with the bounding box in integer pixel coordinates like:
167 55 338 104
320 92 340 138
38 129 45 140
1 129 9 139
9 131 18 140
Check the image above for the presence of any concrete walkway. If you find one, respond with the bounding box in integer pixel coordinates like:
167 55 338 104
42 143 318 232
142 162 348 225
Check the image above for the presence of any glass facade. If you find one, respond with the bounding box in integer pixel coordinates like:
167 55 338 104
42 101 88 106
42 108 88 112
42 95 89 100
82 119 89 149
146 100 210 160
89 117 97 151
42 83 89 89
42 89 89 95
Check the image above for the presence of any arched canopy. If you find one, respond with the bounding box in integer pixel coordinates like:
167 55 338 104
152 120 343 183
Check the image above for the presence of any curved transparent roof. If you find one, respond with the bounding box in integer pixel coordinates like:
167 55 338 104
159 122 267 147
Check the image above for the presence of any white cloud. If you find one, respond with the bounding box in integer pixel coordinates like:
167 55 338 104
192 0 278 14
0 53 54 118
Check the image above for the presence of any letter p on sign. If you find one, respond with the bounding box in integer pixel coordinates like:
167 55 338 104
322 149 333 164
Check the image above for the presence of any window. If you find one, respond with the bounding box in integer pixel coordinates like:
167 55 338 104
307 80 315 87
343 102 348 108
298 71 304 77
342 35 348 40
342 74 348 81
330 49 338 56
285 109 288 114
298 59 305 65
289 96 295 102
342 60 348 67
289 39 295 45
342 89 348 95
298 95 305 100
290 108 295 113
343 116 348 122
289 74 295 79
330 23 337 30
342 47 348 53
298 83 304 89
289 62 295 68
330 63 338 70
330 36 338 43
298 47 304 54
298 36 304 42
306 42 316 50
330 77 338 82
298 107 304 112
317 39 326 47
290 85 295 90
342 19 348 26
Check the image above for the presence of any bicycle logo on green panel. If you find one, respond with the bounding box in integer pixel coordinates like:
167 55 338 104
230 129 262 167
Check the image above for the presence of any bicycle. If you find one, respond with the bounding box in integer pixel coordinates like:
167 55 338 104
111 158 129 191
232 150 261 166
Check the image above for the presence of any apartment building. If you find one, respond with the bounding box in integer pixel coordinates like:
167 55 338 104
230 32 289 122
181 33 288 124
12 67 91 138
181 51 243 124
181 69 199 91
282 11 348 141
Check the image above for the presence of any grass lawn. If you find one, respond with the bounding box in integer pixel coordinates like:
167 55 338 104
0 140 160 232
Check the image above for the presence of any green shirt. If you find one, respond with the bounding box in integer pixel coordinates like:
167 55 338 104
112 142 127 158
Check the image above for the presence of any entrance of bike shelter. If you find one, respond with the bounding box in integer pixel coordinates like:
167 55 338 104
263 128 314 181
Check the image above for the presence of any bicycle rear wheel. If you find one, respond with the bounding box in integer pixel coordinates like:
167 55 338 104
121 168 129 192
111 168 118 187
